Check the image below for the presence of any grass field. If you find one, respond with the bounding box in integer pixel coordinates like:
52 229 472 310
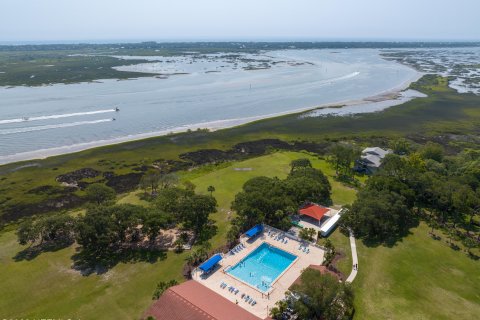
0 228 188 319
185 151 358 248
353 223 480 320
320 228 353 277
1 151 479 319
0 151 355 319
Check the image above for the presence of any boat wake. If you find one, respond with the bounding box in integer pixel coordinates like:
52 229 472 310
0 119 113 135
0 109 116 125
331 71 360 82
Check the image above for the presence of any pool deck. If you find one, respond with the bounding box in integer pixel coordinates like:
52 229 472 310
193 227 325 319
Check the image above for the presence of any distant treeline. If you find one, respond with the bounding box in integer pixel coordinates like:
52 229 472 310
1 41 480 53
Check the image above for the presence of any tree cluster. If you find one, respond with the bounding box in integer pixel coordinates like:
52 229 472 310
271 269 354 320
139 172 179 196
17 213 76 247
229 159 331 241
153 187 217 238
17 182 217 264
328 143 361 178
343 145 480 248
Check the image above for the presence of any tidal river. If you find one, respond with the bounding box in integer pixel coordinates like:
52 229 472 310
0 49 418 164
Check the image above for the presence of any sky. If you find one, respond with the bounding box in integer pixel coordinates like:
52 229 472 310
2 0 480 43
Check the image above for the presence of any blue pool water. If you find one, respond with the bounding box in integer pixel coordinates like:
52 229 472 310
227 242 297 292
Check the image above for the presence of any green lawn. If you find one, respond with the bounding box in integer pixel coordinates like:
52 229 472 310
319 228 353 277
353 223 480 320
0 229 187 319
0 151 355 319
1 151 479 319
183 151 358 248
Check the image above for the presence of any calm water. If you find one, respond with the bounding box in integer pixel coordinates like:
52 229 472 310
0 49 417 163
227 242 297 292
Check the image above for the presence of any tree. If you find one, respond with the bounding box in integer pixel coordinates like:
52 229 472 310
159 173 179 189
110 204 144 242
289 269 354 320
328 143 360 178
231 168 332 232
85 183 116 205
17 218 41 246
232 176 293 230
285 175 330 206
41 214 76 243
142 209 169 244
270 299 288 320
183 180 196 192
299 227 316 241
173 238 186 252
180 194 217 235
290 158 312 172
207 185 215 196
452 185 477 228
364 175 415 209
286 167 332 205
76 208 119 254
381 154 408 179
343 188 412 243
462 236 478 257
75 204 145 254
429 179 458 224
17 214 76 246
186 242 211 266
420 142 444 162
389 138 410 155
323 239 336 266
154 187 194 222
152 279 178 300
226 224 241 246
138 176 150 196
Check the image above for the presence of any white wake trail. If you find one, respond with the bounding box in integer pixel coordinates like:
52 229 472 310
0 109 116 125
0 119 113 135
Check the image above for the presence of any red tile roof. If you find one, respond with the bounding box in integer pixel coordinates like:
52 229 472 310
144 280 261 320
299 204 329 221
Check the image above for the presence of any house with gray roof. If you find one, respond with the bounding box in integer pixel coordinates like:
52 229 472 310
354 147 392 174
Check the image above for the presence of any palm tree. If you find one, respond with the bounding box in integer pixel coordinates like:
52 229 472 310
207 185 215 196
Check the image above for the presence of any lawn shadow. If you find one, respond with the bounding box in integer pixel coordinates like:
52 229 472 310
13 239 74 262
467 252 479 261
71 247 168 276
359 219 420 249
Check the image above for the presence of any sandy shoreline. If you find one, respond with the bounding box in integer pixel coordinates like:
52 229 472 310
0 70 422 166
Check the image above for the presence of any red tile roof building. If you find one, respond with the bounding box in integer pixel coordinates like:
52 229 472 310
144 280 261 320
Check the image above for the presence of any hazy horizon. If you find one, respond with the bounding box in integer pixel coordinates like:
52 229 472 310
2 38 480 46
3 0 480 43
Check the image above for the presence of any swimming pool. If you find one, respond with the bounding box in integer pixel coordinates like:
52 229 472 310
226 242 297 292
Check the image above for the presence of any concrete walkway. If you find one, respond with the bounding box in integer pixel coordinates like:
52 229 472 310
345 229 358 283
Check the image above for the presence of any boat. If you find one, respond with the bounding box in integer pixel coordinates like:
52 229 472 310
114 107 120 112
22 117 29 121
